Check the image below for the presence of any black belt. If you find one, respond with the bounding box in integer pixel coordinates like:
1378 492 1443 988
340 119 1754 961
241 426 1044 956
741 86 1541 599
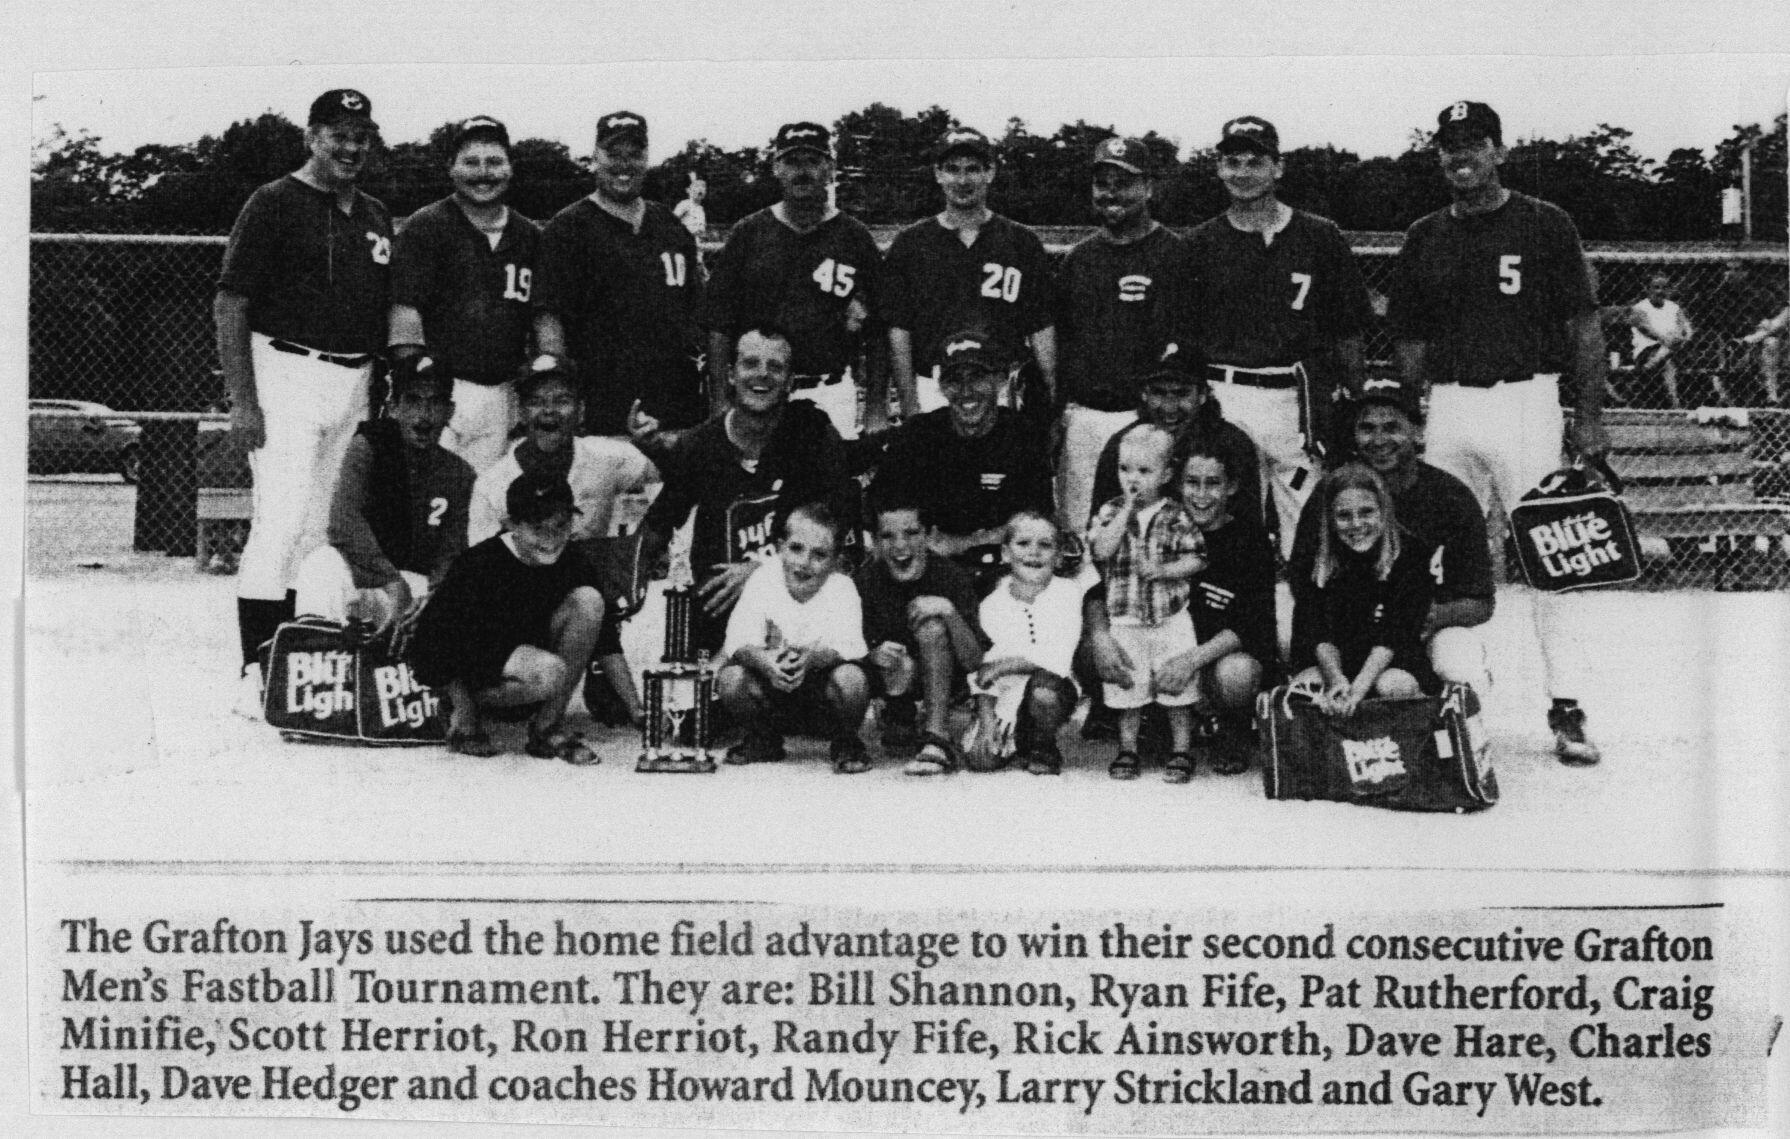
1206 362 1303 389
269 339 373 369
792 372 846 390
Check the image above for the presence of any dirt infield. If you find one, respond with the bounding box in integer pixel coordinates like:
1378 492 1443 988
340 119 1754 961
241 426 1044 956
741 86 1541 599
23 480 1790 874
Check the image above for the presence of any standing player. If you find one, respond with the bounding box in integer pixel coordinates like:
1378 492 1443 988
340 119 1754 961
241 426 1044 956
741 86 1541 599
1186 115 1372 556
1387 100 1609 764
215 88 391 714
534 111 706 436
388 115 539 473
877 126 1056 427
706 122 882 438
1056 136 1195 530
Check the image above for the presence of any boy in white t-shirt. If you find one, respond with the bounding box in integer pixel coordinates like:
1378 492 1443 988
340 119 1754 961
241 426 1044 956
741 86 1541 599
717 502 873 773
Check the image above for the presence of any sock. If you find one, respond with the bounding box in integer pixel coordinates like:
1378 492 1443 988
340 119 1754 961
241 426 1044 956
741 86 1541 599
237 595 297 669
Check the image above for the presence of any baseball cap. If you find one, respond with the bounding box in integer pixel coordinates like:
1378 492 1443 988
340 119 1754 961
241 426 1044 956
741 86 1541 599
506 470 578 526
1435 100 1502 148
1354 375 1425 424
938 329 1009 376
934 126 996 164
515 353 581 400
308 89 376 129
1139 342 1208 388
452 115 511 153
596 111 648 148
772 122 833 160
1092 136 1153 175
389 353 451 396
1216 116 1279 157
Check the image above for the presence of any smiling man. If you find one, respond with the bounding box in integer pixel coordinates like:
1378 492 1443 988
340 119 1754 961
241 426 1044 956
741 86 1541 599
388 116 539 473
215 87 393 717
534 111 706 436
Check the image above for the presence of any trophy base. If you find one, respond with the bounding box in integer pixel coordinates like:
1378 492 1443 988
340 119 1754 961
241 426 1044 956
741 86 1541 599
636 753 718 774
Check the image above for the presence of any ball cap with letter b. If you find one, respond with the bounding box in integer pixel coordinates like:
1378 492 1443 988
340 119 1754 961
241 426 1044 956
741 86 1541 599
596 111 648 147
939 329 1009 376
506 470 579 526
1436 100 1503 147
1216 116 1279 157
773 122 833 160
309 89 377 129
1092 136 1153 175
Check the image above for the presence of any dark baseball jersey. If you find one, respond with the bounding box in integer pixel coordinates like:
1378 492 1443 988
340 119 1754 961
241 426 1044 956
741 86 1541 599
1057 225 1197 411
218 175 392 353
532 197 705 431
1189 510 1278 668
327 420 475 589
1091 416 1265 532
1289 461 1492 609
706 207 882 376
872 407 1055 543
879 214 1055 370
1185 209 1372 367
390 197 540 385
1387 192 1597 387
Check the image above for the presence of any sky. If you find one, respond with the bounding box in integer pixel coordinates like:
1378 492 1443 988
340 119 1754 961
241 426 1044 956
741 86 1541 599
20 1 1790 166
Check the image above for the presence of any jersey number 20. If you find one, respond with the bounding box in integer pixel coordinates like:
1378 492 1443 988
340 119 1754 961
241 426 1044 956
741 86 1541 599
980 263 1022 303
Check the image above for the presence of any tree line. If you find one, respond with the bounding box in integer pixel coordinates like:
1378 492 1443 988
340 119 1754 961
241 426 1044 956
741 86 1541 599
30 101 1787 242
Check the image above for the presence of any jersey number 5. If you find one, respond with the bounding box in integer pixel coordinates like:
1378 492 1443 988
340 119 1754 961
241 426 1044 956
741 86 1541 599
1499 255 1522 295
811 258 857 297
502 264 532 302
980 263 1022 303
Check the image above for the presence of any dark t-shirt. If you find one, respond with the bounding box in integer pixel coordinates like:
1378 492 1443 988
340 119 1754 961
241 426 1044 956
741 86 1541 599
1185 209 1372 368
328 421 476 588
879 214 1055 372
1387 192 1597 388
218 175 392 354
855 555 988 652
706 207 883 377
1289 462 1492 608
1056 225 1197 411
409 535 596 689
390 197 540 385
1289 540 1437 691
1189 511 1279 668
533 197 705 431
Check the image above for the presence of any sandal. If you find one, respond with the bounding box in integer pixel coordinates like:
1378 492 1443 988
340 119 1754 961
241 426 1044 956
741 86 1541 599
831 737 873 775
446 725 499 757
903 731 961 776
1164 751 1196 784
1108 750 1141 780
527 726 599 766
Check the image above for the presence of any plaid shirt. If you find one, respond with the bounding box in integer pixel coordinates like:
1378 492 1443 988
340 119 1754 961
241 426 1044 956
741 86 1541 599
1089 496 1204 625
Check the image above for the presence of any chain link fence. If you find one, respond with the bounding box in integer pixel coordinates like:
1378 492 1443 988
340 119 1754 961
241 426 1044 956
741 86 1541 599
28 232 1790 586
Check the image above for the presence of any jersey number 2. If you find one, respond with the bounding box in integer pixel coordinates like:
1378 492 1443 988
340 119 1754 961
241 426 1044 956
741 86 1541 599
1499 255 1522 295
427 497 448 528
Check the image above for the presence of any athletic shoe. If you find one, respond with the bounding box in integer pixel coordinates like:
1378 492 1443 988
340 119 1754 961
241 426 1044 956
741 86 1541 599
231 663 265 722
724 729 786 766
1548 704 1602 766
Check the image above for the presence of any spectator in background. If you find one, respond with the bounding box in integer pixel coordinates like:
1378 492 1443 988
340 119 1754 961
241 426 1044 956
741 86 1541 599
673 174 708 239
1628 273 1694 409
1698 258 1784 406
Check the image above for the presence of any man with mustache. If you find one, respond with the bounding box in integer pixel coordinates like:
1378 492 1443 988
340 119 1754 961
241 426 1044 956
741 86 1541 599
388 115 539 473
706 122 882 438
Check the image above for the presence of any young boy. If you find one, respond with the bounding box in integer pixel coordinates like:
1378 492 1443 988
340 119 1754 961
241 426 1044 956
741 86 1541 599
856 495 988 775
971 511 1082 775
409 470 606 764
717 502 874 773
1086 425 1207 782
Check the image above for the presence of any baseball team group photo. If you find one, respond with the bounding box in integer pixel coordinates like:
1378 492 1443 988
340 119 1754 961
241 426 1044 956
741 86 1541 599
23 54 1789 874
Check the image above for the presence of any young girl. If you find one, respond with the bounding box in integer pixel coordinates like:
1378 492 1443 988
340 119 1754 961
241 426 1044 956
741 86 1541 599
969 512 1083 775
1289 463 1437 718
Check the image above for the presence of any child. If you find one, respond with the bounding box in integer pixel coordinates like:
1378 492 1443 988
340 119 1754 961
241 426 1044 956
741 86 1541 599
409 471 606 764
717 502 873 774
970 512 1083 775
1289 463 1436 718
856 495 988 776
1086 425 1207 782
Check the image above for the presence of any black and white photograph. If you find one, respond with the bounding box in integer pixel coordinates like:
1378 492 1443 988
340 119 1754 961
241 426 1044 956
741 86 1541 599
7 2 1790 1135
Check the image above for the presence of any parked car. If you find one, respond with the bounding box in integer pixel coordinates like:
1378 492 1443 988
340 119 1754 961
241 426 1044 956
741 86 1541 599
28 399 143 481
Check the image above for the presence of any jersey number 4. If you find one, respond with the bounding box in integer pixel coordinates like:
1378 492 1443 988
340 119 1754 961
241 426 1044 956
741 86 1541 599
980 263 1022 303
811 258 857 297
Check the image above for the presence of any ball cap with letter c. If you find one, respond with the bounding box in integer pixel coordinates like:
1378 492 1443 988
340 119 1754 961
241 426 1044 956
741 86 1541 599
1216 116 1279 157
1435 100 1503 148
309 89 377 129
1092 136 1153 176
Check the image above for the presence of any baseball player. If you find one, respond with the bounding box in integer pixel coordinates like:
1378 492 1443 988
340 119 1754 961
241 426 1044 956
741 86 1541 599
1185 115 1373 557
706 121 882 438
1387 99 1609 765
388 115 539 474
877 126 1056 427
215 88 391 716
1056 136 1197 531
534 111 706 436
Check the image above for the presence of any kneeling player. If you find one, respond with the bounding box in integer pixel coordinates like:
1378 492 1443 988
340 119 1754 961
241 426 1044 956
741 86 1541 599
856 495 988 776
717 503 873 773
409 471 604 763
292 354 474 635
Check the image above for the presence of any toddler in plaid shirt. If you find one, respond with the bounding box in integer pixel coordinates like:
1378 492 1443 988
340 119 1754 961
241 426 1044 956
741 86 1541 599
1087 425 1207 781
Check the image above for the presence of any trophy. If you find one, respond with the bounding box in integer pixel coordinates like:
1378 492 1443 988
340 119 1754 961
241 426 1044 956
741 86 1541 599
637 535 718 772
